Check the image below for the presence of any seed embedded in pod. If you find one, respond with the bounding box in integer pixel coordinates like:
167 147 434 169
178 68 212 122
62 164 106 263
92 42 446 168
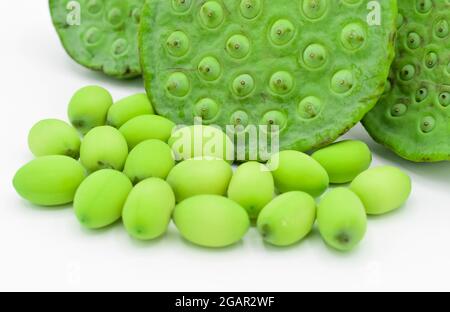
407 32 421 49
232 74 255 97
166 72 190 97
434 19 449 38
399 64 415 80
420 116 436 133
270 19 295 45
341 23 366 50
240 0 262 19
415 87 428 102
269 71 293 94
301 0 328 20
439 92 450 107
200 1 224 28
298 96 323 119
391 103 408 117
194 98 220 121
226 35 250 59
197 56 221 81
331 70 354 94
303 43 327 68
261 111 287 133
172 0 192 13
425 52 438 69
166 31 190 57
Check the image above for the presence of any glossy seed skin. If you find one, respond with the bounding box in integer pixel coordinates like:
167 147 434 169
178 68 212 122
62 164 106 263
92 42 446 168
107 93 154 128
311 140 372 184
80 126 129 172
166 159 233 203
168 125 234 163
123 139 175 184
119 115 175 150
317 188 367 252
173 195 250 248
257 192 316 247
268 150 329 197
122 178 176 240
227 162 274 219
28 119 81 159
68 86 113 135
74 169 132 229
13 156 86 206
350 166 412 215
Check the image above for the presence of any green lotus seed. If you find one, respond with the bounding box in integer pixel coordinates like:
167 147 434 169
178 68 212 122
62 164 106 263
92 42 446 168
226 35 250 59
311 140 372 184
268 151 329 197
261 111 287 133
270 19 295 45
168 125 234 162
83 27 103 46
167 159 233 203
172 0 192 13
331 70 354 94
303 44 327 68
68 86 113 135
173 195 250 248
350 166 412 215
194 98 220 121
415 87 428 102
301 0 328 20
298 96 322 119
107 93 154 128
317 188 367 252
28 119 81 159
439 92 450 107
230 111 249 128
232 74 255 97
407 32 421 49
227 162 275 220
420 116 436 133
416 0 432 14
198 56 222 81
391 103 408 117
74 169 132 229
400 64 416 80
119 115 176 150
200 1 224 28
87 0 102 15
166 72 190 97
166 31 190 57
434 19 449 38
124 139 175 184
269 71 294 94
257 192 316 247
122 178 176 240
240 0 262 19
80 126 128 172
13 156 86 206
108 7 124 27
425 52 438 68
341 23 366 50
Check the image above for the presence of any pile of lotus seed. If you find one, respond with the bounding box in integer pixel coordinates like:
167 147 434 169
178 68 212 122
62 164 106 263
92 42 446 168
13 86 412 251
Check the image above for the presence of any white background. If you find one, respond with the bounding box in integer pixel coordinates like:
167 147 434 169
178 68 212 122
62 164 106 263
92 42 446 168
1 2 449 292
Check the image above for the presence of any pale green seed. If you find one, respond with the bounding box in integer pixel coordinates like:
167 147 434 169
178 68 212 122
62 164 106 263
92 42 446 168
107 93 154 128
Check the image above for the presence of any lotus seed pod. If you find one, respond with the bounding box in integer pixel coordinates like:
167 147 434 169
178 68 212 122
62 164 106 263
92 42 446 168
49 0 145 78
13 156 86 206
363 1 450 162
168 125 234 163
123 140 175 184
227 162 274 220
119 115 176 150
267 150 329 197
140 1 397 158
28 119 81 159
68 86 113 135
80 126 128 172
74 169 132 229
311 140 372 184
317 188 367 252
107 93 154 128
173 195 250 248
257 192 316 247
122 178 176 240
350 166 412 216
167 159 233 203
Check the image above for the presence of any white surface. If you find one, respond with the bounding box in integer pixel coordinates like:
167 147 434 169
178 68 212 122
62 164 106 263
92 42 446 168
1 2 449 292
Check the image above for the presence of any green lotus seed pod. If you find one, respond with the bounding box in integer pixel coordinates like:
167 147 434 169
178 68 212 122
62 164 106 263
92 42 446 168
267 151 329 197
227 162 274 220
28 119 81 159
317 188 367 252
167 159 233 203
257 192 316 247
311 140 372 184
13 156 86 206
74 169 132 229
49 0 145 78
168 125 234 163
122 178 176 240
119 115 175 150
107 93 154 128
140 1 397 160
350 166 412 215
173 195 250 248
124 140 175 184
68 86 113 135
80 126 128 172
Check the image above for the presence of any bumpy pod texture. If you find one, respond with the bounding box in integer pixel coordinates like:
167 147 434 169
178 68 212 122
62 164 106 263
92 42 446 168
49 0 144 78
140 0 397 156
363 0 450 162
